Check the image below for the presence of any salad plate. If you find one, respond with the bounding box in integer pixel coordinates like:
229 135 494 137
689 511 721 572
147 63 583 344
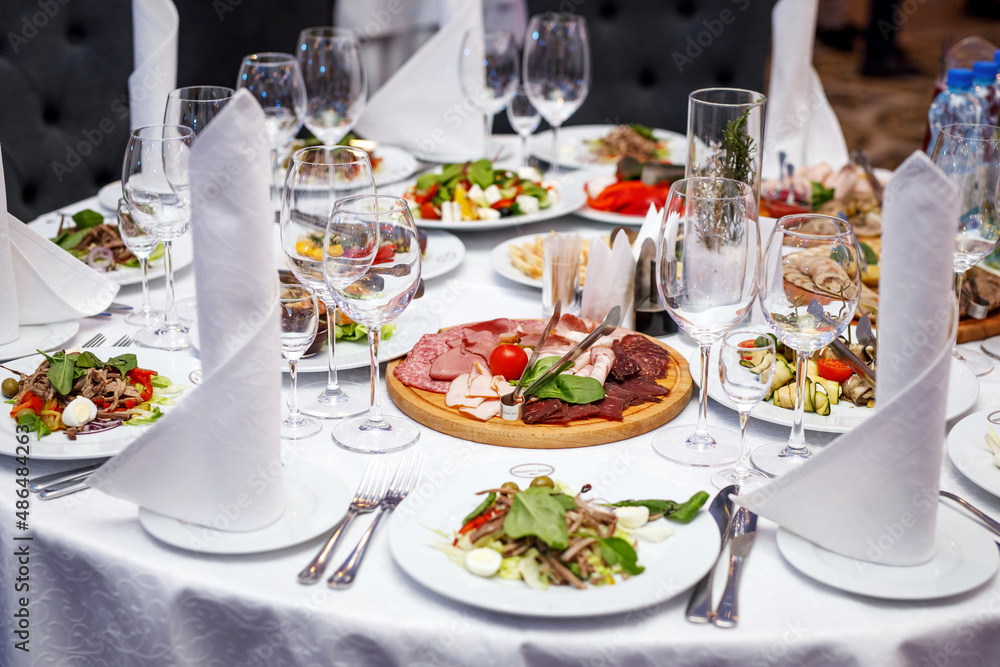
0 347 199 460
372 144 421 187
97 181 122 211
777 504 998 600
0 321 79 363
388 458 721 617
529 125 686 169
948 408 1000 498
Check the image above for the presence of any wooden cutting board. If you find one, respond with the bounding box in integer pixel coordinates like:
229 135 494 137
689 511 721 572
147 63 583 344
957 313 1000 343
386 336 692 449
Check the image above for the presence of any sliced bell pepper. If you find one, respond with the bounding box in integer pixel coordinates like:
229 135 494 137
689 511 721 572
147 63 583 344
10 391 43 418
420 202 440 220
586 180 672 216
127 368 155 402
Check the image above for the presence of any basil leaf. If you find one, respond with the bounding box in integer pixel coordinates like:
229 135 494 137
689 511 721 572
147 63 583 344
534 374 605 405
598 537 644 575
468 159 494 189
810 181 835 210
106 354 138 375
461 492 496 525
71 209 105 230
39 350 76 395
74 351 104 369
56 229 88 250
17 412 51 439
518 356 561 388
503 490 569 549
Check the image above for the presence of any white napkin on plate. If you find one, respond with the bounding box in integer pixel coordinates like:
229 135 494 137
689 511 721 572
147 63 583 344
0 147 19 344
761 0 849 179
129 0 178 129
582 229 635 329
738 151 959 565
91 90 284 532
353 0 483 161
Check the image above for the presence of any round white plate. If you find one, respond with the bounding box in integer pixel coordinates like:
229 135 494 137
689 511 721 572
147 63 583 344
97 181 123 210
139 460 350 554
948 408 1000 497
421 230 465 280
388 459 721 618
0 321 79 362
529 125 686 169
777 505 998 600
490 231 605 289
0 347 199 460
575 205 647 227
373 145 421 187
694 349 979 434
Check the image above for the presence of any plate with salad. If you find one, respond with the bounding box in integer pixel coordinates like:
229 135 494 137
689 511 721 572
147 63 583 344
0 347 197 460
388 459 719 617
529 124 686 170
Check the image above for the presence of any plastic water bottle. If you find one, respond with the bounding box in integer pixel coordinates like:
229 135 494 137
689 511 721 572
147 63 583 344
928 68 983 152
972 61 999 125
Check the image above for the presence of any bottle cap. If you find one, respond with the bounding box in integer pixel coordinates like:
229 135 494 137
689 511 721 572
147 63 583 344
972 61 998 82
995 49 1000 67
947 68 973 89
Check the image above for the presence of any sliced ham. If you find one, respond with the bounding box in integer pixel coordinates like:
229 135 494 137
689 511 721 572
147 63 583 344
467 366 497 397
445 374 485 408
589 346 615 385
463 318 516 337
573 364 594 378
460 399 502 421
558 313 592 333
429 345 486 381
461 330 498 360
492 376 515 396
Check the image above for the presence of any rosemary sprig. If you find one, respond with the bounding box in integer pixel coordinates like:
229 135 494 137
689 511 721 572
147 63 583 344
722 107 756 185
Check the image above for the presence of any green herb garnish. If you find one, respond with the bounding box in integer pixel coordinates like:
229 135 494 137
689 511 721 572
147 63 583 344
721 107 756 185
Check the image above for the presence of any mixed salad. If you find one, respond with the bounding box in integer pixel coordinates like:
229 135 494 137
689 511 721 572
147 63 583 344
50 209 163 272
436 474 707 590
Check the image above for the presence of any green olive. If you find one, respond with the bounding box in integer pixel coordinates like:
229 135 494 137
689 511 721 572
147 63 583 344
500 481 520 492
1 378 18 399
529 475 555 489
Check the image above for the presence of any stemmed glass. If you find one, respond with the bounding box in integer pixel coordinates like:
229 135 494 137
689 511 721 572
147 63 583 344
523 13 590 174
929 124 1000 374
752 214 862 477
324 195 422 454
459 28 519 158
116 198 163 327
280 145 375 419
507 85 541 167
296 27 367 146
122 125 195 350
279 284 322 439
712 329 774 491
654 177 761 467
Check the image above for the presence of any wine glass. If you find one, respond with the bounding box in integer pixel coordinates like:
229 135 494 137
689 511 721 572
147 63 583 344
506 85 541 167
116 198 164 327
279 284 322 439
296 27 367 146
280 145 375 419
712 329 774 491
523 13 591 174
654 177 760 467
929 124 1000 373
324 195 422 454
459 28 519 158
122 124 195 350
751 214 862 477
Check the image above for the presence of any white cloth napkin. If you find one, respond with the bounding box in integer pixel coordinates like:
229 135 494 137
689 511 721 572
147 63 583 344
738 151 959 565
353 0 483 161
632 202 665 262
761 0 849 179
582 229 635 329
129 0 178 129
91 90 285 532
0 147 19 344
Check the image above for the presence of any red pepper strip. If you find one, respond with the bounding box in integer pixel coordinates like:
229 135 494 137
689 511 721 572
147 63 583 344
127 368 155 402
458 506 502 536
491 198 515 210
413 182 439 205
372 244 395 265
420 202 440 220
586 181 671 216
10 391 42 418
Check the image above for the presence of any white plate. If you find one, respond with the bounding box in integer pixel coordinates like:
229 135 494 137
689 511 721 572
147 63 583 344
948 408 1000 497
575 205 647 226
373 144 421 187
388 459 721 618
97 181 123 210
0 321 79 362
490 231 605 289
0 347 199 460
529 125 686 169
777 505 998 600
421 230 465 280
139 460 350 554
27 213 194 287
695 349 979 434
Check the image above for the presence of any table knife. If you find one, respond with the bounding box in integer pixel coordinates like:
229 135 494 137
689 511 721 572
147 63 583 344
685 485 738 623
714 507 758 628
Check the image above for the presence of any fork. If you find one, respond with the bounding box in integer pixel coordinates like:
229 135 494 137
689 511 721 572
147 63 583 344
940 491 1000 539
112 334 133 347
82 334 106 348
298 461 390 585
328 452 424 588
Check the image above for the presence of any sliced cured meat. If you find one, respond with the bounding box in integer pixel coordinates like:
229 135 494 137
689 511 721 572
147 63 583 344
619 377 669 400
464 318 516 337
522 398 565 424
393 331 462 393
460 399 502 421
613 335 670 379
491 376 515 396
515 320 546 335
537 403 571 424
558 313 592 333
467 364 497 397
429 345 488 381
589 346 615 385
566 404 600 420
609 354 641 381
460 330 498 360
604 382 641 408
590 396 625 421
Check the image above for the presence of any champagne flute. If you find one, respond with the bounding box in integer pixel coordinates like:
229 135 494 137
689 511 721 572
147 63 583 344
523 13 590 174
280 145 375 419
296 27 367 146
116 198 164 327
122 124 195 350
712 329 774 491
279 284 322 439
459 28 519 158
752 214 862 477
324 195 422 454
506 85 541 167
654 177 760 467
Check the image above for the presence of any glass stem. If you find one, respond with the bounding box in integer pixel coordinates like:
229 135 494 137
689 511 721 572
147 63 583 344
694 344 712 441
551 123 561 176
270 147 281 216
520 133 528 168
139 256 152 315
786 350 809 454
735 410 751 476
954 270 967 361
161 240 178 331
366 325 383 426
324 299 341 394
287 359 301 423
483 112 494 158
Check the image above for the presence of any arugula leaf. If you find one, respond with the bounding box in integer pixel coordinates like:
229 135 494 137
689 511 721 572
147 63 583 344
461 492 496 525
72 209 105 230
608 491 709 523
106 354 138 376
39 350 76 395
598 537 645 575
534 374 605 404
503 490 569 549
810 181 835 210
17 412 51 439
125 407 163 426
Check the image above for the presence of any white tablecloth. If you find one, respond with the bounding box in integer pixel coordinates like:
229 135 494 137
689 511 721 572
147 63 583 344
3 149 1000 667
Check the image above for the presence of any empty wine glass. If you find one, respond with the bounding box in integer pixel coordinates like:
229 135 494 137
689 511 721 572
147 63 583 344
654 177 760 467
712 329 774 491
279 284 322 439
459 28 519 158
280 145 375 419
752 214 862 477
296 27 367 146
506 85 541 167
324 195 422 454
122 124 195 350
523 13 590 174
117 198 164 327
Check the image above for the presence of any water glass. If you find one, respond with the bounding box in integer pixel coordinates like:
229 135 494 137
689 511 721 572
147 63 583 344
279 285 322 439
459 28 519 158
507 85 541 167
296 27 367 146
117 198 164 328
164 86 234 135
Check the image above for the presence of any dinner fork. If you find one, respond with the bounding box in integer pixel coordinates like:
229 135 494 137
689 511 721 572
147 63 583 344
82 334 106 348
298 461 390 585
328 451 425 589
112 334 133 347
940 491 1000 539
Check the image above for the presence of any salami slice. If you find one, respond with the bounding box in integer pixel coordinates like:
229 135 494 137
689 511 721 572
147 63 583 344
392 330 465 393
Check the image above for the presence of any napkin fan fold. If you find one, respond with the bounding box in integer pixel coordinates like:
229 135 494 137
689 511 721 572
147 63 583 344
129 0 179 129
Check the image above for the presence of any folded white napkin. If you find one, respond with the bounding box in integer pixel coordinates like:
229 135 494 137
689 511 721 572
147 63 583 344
353 0 483 161
0 147 19 344
738 151 959 565
91 90 284 532
761 0 849 179
632 202 665 262
129 0 178 129
582 229 635 329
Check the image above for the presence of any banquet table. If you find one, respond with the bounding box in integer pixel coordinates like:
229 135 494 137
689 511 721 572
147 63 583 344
3 151 1000 667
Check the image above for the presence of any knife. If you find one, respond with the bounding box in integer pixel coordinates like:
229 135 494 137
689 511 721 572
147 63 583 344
714 507 758 628
685 485 738 623
521 306 621 398
500 301 561 419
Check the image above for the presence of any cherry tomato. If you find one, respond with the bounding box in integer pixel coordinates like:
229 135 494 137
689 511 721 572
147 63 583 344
737 340 757 348
488 344 528 380
817 358 853 383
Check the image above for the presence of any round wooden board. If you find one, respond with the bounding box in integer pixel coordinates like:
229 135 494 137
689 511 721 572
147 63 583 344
957 313 1000 344
386 336 693 449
